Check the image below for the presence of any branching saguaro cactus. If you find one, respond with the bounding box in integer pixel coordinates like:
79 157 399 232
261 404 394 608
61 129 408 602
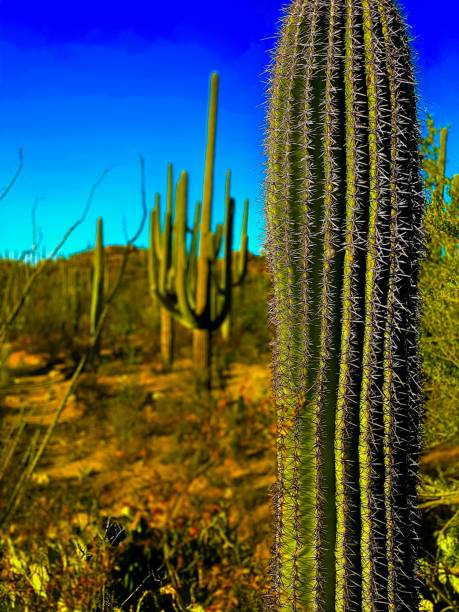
149 72 248 388
90 217 105 357
149 167 235 388
264 0 425 610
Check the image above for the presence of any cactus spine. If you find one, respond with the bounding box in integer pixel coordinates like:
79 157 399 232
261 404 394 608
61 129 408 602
90 217 104 356
149 72 246 388
265 1 425 610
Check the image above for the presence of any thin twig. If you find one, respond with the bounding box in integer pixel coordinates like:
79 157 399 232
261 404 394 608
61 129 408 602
119 571 160 608
0 158 147 528
0 148 23 202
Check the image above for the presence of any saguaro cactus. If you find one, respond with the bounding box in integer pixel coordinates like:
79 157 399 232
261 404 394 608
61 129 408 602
90 217 105 356
149 72 247 388
264 1 425 610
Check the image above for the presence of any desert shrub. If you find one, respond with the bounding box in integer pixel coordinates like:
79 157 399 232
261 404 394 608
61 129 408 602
418 116 459 448
417 116 459 609
107 505 267 611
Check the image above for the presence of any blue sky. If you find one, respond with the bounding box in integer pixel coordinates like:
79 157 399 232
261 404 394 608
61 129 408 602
0 0 457 257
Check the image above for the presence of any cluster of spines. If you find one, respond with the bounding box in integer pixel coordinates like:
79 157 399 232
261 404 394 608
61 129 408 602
264 0 425 610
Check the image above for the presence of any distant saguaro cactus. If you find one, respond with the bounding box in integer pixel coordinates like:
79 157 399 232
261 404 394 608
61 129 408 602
90 217 104 357
264 0 425 610
148 72 248 388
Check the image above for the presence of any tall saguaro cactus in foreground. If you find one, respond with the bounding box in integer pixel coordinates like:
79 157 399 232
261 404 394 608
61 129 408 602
149 72 248 388
264 0 425 610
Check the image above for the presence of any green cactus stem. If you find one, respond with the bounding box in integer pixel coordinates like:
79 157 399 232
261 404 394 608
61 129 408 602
220 196 249 341
147 165 176 371
90 217 105 357
192 71 219 387
264 0 425 610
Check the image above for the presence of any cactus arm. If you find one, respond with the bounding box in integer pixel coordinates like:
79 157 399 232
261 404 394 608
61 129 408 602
167 163 179 277
166 163 173 216
195 72 218 319
209 196 234 331
186 200 201 309
174 171 202 329
434 128 448 203
233 198 249 285
153 193 162 258
201 72 218 235
159 208 172 295
149 198 185 320
214 170 232 296
89 217 104 349
148 208 159 297
188 200 201 271
148 201 174 302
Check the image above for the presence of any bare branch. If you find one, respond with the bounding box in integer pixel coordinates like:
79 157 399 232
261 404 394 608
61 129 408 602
0 148 23 202
0 157 147 526
0 168 110 349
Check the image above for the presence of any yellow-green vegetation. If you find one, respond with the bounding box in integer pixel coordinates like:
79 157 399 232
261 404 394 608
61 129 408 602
417 115 459 611
0 250 273 610
419 116 459 448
